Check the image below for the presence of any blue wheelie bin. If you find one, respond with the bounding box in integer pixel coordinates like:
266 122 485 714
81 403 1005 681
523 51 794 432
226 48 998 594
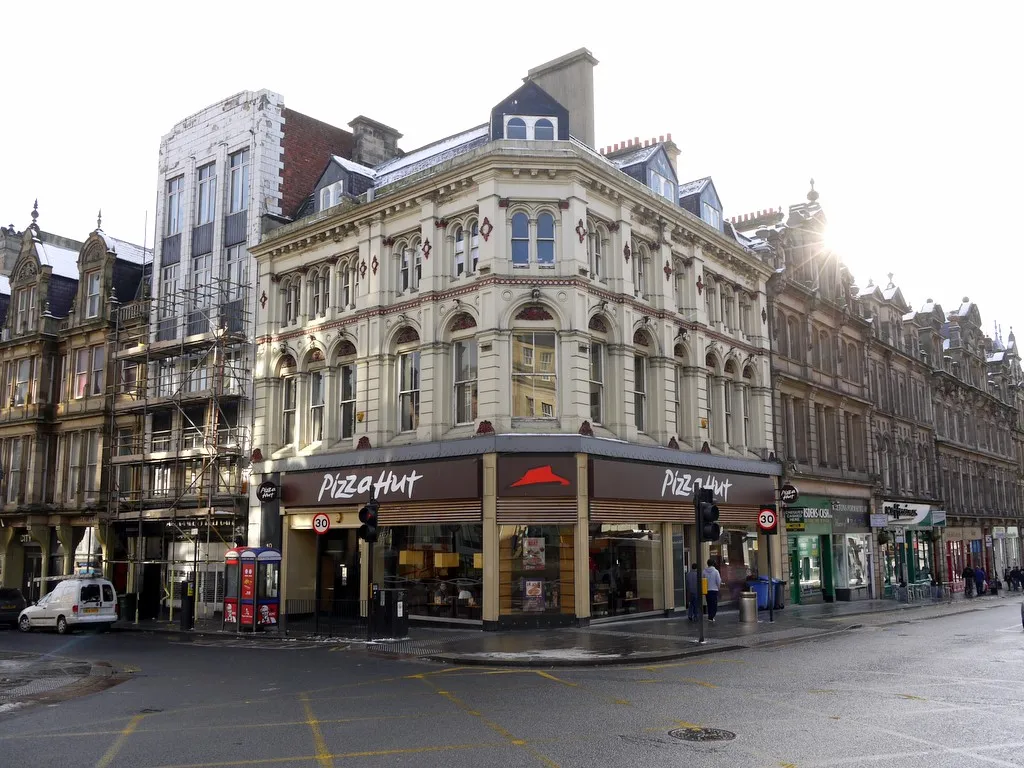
748 579 770 610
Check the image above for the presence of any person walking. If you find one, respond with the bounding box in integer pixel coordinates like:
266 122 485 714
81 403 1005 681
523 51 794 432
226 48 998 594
703 559 722 622
974 565 986 596
962 563 975 597
685 563 701 621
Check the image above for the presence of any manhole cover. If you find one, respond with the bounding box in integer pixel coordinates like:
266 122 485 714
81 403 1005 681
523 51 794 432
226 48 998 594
669 727 736 742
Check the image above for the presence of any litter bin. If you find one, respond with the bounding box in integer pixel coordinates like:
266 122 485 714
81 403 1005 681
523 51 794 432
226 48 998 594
370 589 409 639
739 591 758 623
771 578 786 610
179 579 195 631
118 593 137 623
748 579 770 610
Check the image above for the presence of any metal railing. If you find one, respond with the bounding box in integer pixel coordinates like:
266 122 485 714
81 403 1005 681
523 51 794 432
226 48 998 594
283 598 367 637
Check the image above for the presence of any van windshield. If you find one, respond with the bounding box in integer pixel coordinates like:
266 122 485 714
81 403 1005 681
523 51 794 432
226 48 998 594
80 584 102 603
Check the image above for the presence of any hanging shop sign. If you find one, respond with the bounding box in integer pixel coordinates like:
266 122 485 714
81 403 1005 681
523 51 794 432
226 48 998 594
281 458 481 507
780 484 800 504
257 481 278 503
588 457 774 505
882 501 946 528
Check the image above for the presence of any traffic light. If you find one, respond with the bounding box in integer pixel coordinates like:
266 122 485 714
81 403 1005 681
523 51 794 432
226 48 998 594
696 487 720 543
358 498 380 543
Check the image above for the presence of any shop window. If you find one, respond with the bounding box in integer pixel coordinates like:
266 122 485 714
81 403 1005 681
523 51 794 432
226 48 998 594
671 523 693 611
374 525 483 621
832 534 871 593
588 524 664 617
500 525 574 616
708 529 759 600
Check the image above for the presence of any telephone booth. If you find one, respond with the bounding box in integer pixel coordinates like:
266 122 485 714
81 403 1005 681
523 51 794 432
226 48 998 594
223 547 281 632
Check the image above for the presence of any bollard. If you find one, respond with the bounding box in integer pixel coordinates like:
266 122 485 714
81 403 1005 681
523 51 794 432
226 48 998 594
739 591 758 624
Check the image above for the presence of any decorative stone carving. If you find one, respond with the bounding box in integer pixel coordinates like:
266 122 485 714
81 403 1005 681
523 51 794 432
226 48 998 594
449 312 477 332
337 339 357 357
515 305 553 321
588 315 608 333
633 329 650 346
396 326 420 345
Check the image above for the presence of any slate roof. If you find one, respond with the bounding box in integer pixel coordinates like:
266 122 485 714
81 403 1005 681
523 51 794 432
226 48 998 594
678 177 712 197
330 156 376 179
374 125 489 188
608 144 660 170
98 231 152 265
34 238 79 279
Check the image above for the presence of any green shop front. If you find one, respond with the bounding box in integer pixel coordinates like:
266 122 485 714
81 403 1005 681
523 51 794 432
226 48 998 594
880 501 945 591
785 497 872 603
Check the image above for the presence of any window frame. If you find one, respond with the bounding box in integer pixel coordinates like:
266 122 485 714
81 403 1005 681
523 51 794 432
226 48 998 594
166 176 185 235
339 359 357 440
281 376 297 446
74 348 89 400
589 341 604 426
398 349 421 433
196 162 217 225
452 337 478 426
90 345 105 397
511 330 558 420
85 271 101 319
309 370 325 444
502 115 560 140
633 353 647 433
510 210 557 268
228 148 250 214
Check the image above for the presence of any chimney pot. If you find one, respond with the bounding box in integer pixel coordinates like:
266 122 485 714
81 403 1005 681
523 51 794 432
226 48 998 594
614 143 619 151
666 132 672 142
634 136 640 146
659 134 665 143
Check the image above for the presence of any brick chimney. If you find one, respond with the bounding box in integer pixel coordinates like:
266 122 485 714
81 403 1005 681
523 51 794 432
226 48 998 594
347 115 403 168
525 48 599 147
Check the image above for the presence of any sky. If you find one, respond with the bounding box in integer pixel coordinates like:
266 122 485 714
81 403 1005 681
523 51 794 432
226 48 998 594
4 1 1022 342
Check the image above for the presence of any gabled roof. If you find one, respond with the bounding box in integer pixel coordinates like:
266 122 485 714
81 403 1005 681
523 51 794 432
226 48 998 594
98 230 152 265
678 177 712 197
609 144 660 170
330 155 376 179
34 237 79 279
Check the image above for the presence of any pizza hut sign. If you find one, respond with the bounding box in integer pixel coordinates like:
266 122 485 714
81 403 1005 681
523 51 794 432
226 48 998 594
281 458 480 506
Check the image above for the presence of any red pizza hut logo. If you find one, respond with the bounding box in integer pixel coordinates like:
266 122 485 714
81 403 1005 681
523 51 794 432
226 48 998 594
510 465 571 488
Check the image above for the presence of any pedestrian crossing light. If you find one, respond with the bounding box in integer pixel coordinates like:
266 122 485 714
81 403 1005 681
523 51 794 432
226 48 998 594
358 498 380 543
696 487 720 544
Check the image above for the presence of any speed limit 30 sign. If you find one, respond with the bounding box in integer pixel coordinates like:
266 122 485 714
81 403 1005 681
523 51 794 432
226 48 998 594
312 512 331 535
757 506 778 534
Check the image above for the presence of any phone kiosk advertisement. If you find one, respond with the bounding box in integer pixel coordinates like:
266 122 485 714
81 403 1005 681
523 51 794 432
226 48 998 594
223 547 281 632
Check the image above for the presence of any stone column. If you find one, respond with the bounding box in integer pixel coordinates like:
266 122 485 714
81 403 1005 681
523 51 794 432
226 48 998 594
0 526 22 588
785 396 797 459
680 366 703 447
56 524 86 576
28 524 50 596
293 372 309 447
322 367 338 443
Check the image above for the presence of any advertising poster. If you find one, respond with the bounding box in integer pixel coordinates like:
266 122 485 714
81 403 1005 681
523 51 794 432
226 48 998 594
523 537 546 571
523 578 545 611
257 602 278 626
240 603 254 626
224 600 237 624
241 562 255 600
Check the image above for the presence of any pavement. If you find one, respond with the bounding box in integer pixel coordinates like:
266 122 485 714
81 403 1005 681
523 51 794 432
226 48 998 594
1 597 1023 767
110 591 1021 667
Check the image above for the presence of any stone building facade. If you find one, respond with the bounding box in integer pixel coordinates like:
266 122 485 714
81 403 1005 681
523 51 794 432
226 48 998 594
248 49 782 630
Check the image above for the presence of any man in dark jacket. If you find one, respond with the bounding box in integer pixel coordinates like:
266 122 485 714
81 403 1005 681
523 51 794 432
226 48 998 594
974 565 986 596
685 563 701 621
963 564 975 597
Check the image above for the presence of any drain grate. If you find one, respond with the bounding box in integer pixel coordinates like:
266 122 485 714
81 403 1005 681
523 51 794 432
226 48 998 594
669 727 736 743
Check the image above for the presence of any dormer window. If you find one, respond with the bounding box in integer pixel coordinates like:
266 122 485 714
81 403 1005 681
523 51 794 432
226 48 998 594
15 286 37 335
648 170 675 201
503 115 559 140
320 181 344 211
702 202 721 229
86 271 101 318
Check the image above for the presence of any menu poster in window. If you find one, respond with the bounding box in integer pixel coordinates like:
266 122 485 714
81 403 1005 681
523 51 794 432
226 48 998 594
240 603 254 625
523 537 546 571
241 562 256 600
523 578 545 611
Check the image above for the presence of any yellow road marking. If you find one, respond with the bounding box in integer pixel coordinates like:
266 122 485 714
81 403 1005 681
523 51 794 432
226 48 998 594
896 693 927 701
424 680 560 768
641 659 745 672
534 670 577 687
153 742 507 768
299 693 333 768
614 699 630 706
95 713 146 768
809 689 837 694
680 678 717 689
404 666 472 679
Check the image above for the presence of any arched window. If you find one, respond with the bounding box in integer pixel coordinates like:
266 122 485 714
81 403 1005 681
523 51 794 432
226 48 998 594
537 213 555 265
512 329 557 419
723 360 736 445
396 327 421 432
674 343 691 441
633 331 651 433
846 343 859 381
338 256 358 310
279 356 298 448
821 332 832 374
534 118 554 140
586 219 605 279
705 353 719 444
396 238 421 293
742 366 755 448
704 276 716 323
775 310 789 357
469 220 479 273
787 317 801 361
312 268 329 318
282 278 301 326
452 320 478 425
454 226 466 276
632 240 650 299
588 315 609 426
511 213 529 267
506 117 527 139
338 341 357 440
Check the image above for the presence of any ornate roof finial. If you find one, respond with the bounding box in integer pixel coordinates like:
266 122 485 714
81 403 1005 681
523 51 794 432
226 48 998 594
807 178 819 203
30 199 39 226
97 209 102 230
886 272 894 289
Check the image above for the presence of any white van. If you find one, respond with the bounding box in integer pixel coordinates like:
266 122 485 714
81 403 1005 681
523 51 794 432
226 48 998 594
18 577 118 634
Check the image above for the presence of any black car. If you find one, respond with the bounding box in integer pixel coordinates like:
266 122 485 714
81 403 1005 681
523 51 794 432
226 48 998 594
0 587 27 627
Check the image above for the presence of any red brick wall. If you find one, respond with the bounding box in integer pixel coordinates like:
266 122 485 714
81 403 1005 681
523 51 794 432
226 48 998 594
280 109 354 219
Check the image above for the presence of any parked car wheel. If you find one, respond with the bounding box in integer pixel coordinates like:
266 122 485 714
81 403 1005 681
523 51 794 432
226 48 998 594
56 616 69 635
19 615 31 633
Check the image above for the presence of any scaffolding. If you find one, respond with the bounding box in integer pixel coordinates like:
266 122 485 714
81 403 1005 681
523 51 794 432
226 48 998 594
103 273 252 622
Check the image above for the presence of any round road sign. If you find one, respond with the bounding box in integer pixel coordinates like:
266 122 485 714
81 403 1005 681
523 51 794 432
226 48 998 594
757 508 777 533
312 512 331 535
